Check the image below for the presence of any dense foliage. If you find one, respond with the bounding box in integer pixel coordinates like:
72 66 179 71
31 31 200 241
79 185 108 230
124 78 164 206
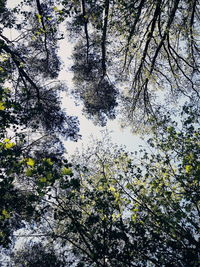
33 107 199 266
0 0 200 266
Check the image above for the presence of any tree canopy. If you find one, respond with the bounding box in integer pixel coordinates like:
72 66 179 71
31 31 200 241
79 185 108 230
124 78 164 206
2 105 198 266
0 0 200 266
2 0 200 127
28 106 199 266
67 0 200 127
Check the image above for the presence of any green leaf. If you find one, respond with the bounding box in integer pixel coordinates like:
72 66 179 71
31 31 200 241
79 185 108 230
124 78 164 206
39 177 47 183
44 158 53 165
61 167 72 175
26 168 33 176
2 209 10 219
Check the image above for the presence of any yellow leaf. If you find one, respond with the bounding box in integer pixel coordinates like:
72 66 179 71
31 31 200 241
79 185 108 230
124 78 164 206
80 195 85 200
109 186 116 192
0 102 5 111
98 185 103 191
27 158 35 167
185 165 192 173
36 13 42 23
131 214 137 222
0 54 9 62
5 142 15 149
114 192 120 202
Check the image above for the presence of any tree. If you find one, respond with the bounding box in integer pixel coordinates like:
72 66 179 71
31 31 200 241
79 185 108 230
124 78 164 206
0 0 79 248
68 0 119 126
71 35 118 126
0 0 79 140
3 0 200 128
37 106 200 266
65 0 200 128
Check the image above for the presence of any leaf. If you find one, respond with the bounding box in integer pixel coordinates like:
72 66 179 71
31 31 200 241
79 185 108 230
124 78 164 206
39 177 47 183
26 168 33 176
0 102 5 110
45 158 53 165
5 142 15 149
109 186 116 192
131 214 137 222
2 209 10 219
61 167 72 175
185 165 192 173
53 6 59 11
36 13 42 23
98 185 103 191
27 158 35 167
46 173 53 180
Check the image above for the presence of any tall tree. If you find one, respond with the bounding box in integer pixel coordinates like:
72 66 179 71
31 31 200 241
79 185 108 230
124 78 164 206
22 105 199 266
70 0 118 126
0 0 79 248
0 0 79 140
65 0 200 128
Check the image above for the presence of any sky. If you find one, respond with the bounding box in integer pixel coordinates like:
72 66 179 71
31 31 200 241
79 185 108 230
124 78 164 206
57 27 144 154
6 0 145 155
